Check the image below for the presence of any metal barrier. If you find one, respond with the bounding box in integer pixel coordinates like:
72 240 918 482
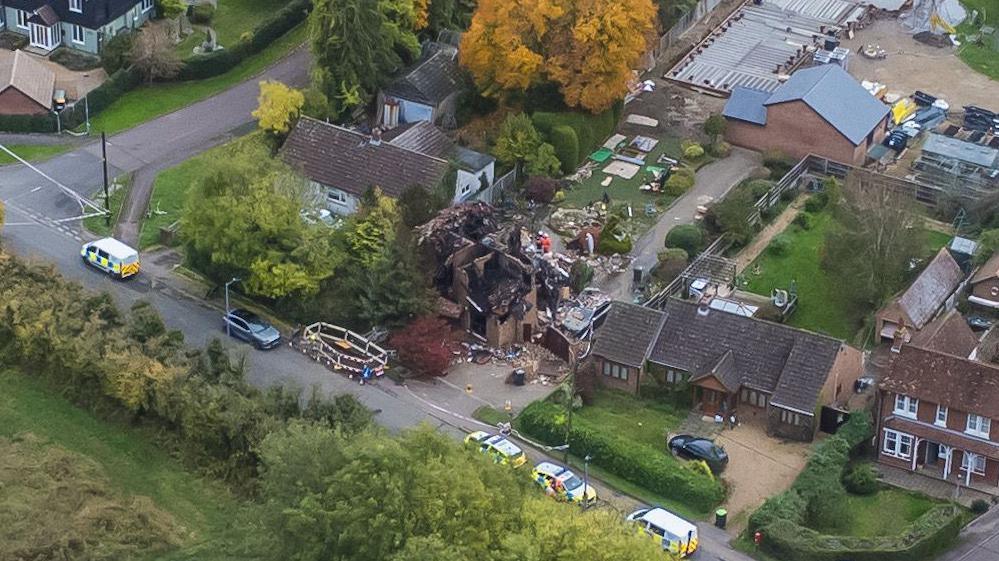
644 233 733 309
474 168 517 205
293 322 389 379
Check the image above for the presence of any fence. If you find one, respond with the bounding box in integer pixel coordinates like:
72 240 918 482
655 0 725 59
474 168 517 205
644 233 733 309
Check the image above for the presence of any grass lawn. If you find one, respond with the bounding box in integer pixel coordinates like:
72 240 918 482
0 370 266 561
83 173 132 237
213 0 280 48
575 389 685 449
744 211 953 340
87 24 306 136
473 405 512 427
175 29 207 58
560 136 685 209
957 0 999 80
141 133 267 249
0 143 73 165
808 488 939 537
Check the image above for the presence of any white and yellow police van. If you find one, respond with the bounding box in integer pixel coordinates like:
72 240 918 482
80 238 140 279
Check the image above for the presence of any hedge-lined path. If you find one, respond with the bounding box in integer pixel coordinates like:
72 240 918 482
732 195 808 273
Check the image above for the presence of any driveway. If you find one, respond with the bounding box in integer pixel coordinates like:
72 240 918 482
598 147 762 300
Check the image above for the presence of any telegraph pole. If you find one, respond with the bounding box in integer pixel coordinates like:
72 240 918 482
101 132 110 228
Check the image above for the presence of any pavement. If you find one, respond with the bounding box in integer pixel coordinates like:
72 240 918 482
940 508 999 561
598 147 761 300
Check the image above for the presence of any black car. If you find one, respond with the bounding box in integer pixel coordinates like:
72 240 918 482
967 316 994 331
668 434 729 474
223 309 282 349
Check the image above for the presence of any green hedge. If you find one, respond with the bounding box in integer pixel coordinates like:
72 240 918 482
550 125 580 174
0 113 57 133
176 0 310 81
57 66 143 130
518 400 725 513
749 412 963 560
532 107 618 170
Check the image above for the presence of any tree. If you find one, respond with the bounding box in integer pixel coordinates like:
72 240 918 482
655 248 688 283
524 176 559 203
343 235 433 327
665 224 704 256
823 178 927 308
130 26 182 83
494 113 560 177
569 260 594 293
705 188 755 247
398 185 438 228
344 188 400 267
461 0 656 112
310 0 421 117
101 30 135 74
253 81 305 137
389 316 453 377
976 229 999 265
703 113 727 143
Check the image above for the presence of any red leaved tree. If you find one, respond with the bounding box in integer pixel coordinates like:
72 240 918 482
389 316 454 377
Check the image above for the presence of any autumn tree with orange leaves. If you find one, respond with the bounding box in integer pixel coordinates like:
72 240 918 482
460 0 655 113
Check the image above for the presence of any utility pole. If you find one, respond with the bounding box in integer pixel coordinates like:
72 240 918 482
563 316 597 465
582 454 592 510
101 132 110 227
224 278 241 337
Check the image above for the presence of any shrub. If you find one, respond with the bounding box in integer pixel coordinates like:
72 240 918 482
524 176 559 204
190 2 215 24
703 113 726 141
805 491 851 534
665 224 704 255
532 108 616 166
388 316 453 377
569 260 594 293
665 171 695 196
707 141 730 158
596 216 632 255
683 143 705 160
550 125 580 174
746 179 774 199
843 463 879 495
518 400 725 512
553 190 566 204
804 192 829 213
768 234 792 257
793 212 813 230
763 149 796 179
101 30 136 74
971 499 990 514
654 248 688 283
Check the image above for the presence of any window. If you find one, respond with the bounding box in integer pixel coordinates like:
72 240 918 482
938 444 950 460
966 414 992 439
935 405 948 427
142 0 154 12
962 453 986 476
72 24 85 44
740 388 767 408
882 429 913 459
780 409 802 426
601 361 629 381
459 182 472 196
326 189 347 205
69 0 82 12
17 9 29 28
666 369 684 384
894 394 918 419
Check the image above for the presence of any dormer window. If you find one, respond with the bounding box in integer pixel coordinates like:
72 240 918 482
893 394 917 419
70 0 82 13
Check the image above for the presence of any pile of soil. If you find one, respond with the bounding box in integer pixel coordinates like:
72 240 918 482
913 31 952 48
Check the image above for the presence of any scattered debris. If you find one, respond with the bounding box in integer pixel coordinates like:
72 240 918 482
626 114 659 127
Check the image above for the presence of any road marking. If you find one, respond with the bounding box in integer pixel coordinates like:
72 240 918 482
30 186 42 193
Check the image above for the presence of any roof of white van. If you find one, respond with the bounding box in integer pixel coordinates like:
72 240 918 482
92 237 138 259
642 508 697 538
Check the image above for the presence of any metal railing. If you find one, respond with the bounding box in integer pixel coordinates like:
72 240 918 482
474 168 517 205
644 233 732 309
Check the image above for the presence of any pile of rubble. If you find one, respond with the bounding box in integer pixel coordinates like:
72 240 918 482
455 342 569 385
548 207 604 239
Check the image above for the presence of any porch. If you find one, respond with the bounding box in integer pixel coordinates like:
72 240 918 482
913 438 999 491
878 463 997 507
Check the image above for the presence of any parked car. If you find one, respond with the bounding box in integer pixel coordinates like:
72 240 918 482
223 309 282 350
464 431 527 468
967 316 994 330
80 237 140 279
668 434 729 474
627 507 699 557
530 461 597 505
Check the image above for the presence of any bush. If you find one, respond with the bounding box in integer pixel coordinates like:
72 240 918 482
550 125 580 174
746 179 774 199
518 400 725 512
190 2 215 24
971 499 990 514
524 176 559 204
768 234 792 257
707 141 730 157
569 260 594 293
665 224 704 255
101 30 136 74
0 113 56 133
665 171 695 196
843 463 880 495
596 216 632 255
763 149 796 179
793 212 813 230
804 192 829 213
553 190 566 204
683 143 705 160
654 248 688 283
532 107 616 168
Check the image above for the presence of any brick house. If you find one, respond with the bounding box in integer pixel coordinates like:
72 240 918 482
876 344 999 490
0 49 53 115
721 64 890 166
969 252 999 309
590 299 864 441
875 247 964 343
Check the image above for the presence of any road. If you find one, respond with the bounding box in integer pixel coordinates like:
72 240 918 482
599 147 761 300
0 43 757 561
940 509 999 561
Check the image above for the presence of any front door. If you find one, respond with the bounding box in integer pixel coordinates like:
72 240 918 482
702 389 720 416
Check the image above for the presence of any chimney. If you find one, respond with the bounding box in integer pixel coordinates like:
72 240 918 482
369 127 382 146
890 324 908 353
697 294 712 317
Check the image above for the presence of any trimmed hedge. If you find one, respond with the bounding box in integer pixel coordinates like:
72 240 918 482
56 67 143 130
518 400 725 513
532 107 618 172
550 125 580 174
0 113 57 133
749 412 963 561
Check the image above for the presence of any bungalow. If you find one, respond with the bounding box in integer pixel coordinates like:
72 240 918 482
969 252 999 309
0 49 54 115
282 117 494 215
1 0 154 54
376 46 464 130
590 298 863 441
722 64 890 166
875 248 964 342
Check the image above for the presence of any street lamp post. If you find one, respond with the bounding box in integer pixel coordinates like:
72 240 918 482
582 454 592 510
224 277 240 337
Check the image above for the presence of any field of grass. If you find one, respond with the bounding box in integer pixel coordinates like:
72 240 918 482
575 390 685 449
808 488 939 537
0 143 73 165
958 0 999 80
0 370 266 561
744 211 953 340
560 136 684 208
84 173 132 236
87 24 306 136
213 0 279 47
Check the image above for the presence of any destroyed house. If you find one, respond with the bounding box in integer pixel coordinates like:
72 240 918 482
418 204 539 348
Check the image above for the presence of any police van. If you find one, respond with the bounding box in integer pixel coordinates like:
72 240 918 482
627 507 699 557
81 238 140 279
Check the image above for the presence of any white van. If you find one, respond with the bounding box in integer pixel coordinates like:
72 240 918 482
627 507 699 557
80 238 140 279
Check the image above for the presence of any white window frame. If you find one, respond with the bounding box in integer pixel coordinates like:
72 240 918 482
69 0 83 13
966 414 992 439
601 361 629 381
935 405 948 427
17 9 29 29
882 429 913 459
938 444 950 460
666 369 684 384
72 24 85 44
142 0 154 13
894 394 918 419
326 189 348 206
780 409 801 426
962 452 986 476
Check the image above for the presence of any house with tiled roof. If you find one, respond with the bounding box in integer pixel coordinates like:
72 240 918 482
722 64 890 165
590 299 864 441
969 252 999 309
0 49 54 114
877 343 999 491
282 117 494 215
875 247 965 343
376 45 465 130
1 0 154 54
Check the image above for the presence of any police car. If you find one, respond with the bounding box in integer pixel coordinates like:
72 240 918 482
464 431 527 468
80 238 140 279
531 461 597 505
